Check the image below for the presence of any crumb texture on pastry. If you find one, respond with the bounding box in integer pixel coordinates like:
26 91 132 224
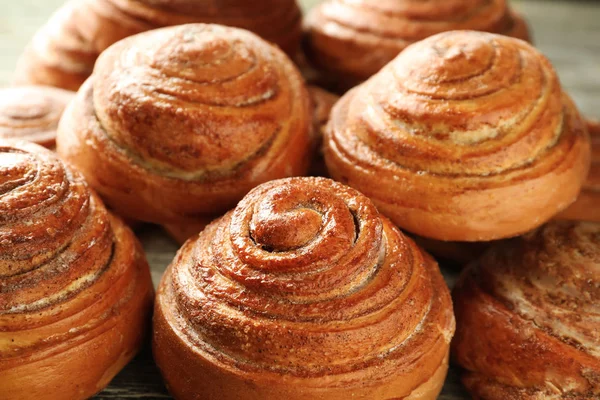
0 86 74 148
14 0 302 91
57 24 312 229
304 0 531 87
0 140 153 400
453 220 600 400
325 31 590 242
153 176 455 400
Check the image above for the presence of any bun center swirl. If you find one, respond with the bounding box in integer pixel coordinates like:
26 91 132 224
149 31 271 96
226 178 381 295
397 34 513 98
248 192 326 252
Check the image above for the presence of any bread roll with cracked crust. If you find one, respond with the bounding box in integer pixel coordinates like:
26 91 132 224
453 220 600 399
153 176 455 400
0 140 154 400
57 24 312 243
325 31 590 242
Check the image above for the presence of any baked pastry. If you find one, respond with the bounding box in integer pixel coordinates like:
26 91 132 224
164 85 333 243
308 85 339 177
153 176 455 400
0 86 74 148
14 0 302 91
412 236 493 267
453 220 600 399
304 0 531 89
309 85 340 135
557 119 600 222
0 140 154 400
325 31 591 242
57 24 312 243
414 122 600 264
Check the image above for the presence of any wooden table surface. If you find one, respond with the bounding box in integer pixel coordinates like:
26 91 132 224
1 1 599 399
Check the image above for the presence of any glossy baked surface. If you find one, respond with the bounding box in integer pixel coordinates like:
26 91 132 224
304 0 530 88
0 140 154 400
154 177 455 399
0 86 74 148
1 1 599 399
325 30 590 242
57 23 312 231
14 0 302 91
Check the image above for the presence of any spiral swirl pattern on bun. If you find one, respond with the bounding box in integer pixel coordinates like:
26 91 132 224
15 0 302 91
57 24 312 236
304 0 531 88
0 140 153 400
453 220 600 399
153 177 455 400
325 31 590 242
0 86 74 148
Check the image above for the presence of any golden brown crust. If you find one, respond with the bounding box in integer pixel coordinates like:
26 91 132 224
452 220 600 399
153 176 455 400
325 31 591 242
164 85 335 244
0 86 74 148
557 119 600 222
0 140 154 400
303 0 532 89
57 24 312 234
14 0 302 91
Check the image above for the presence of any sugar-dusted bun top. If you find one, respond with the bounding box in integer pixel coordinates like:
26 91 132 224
325 31 590 241
348 31 564 175
92 23 310 178
0 140 112 314
157 176 454 396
